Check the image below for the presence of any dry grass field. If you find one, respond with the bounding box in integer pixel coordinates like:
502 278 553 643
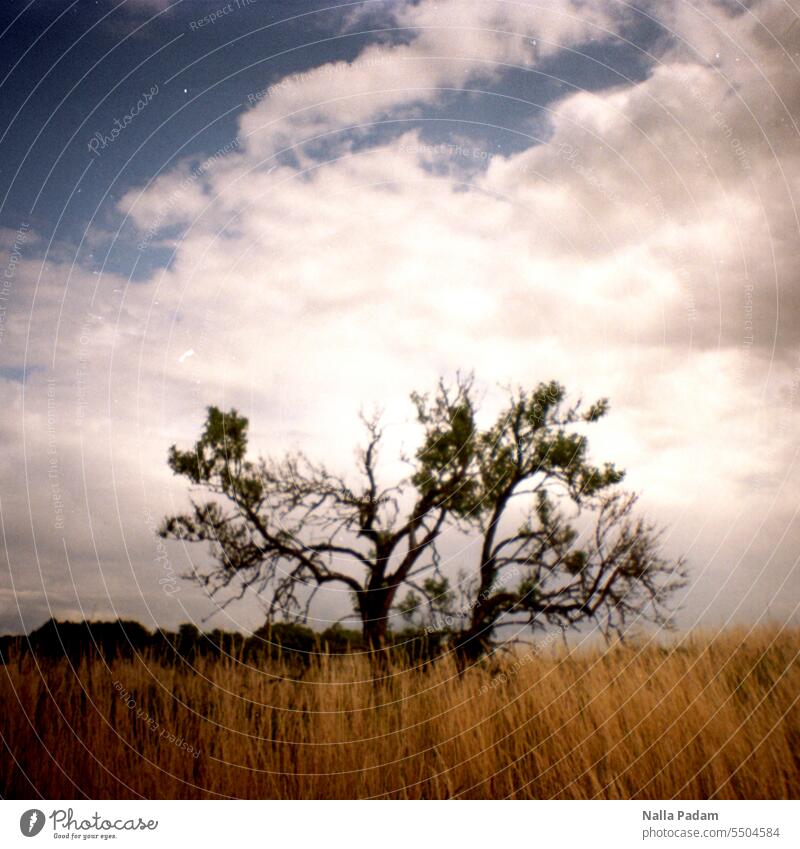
1 626 798 799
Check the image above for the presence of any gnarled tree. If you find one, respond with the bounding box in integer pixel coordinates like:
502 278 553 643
398 382 687 660
159 377 478 649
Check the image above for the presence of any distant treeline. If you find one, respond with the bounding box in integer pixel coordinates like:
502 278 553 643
0 618 447 666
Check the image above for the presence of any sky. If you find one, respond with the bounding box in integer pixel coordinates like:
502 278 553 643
0 0 798 638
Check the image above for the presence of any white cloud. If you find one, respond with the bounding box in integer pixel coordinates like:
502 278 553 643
231 0 623 159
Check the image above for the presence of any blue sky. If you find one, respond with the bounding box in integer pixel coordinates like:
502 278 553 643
0 0 657 273
0 0 799 638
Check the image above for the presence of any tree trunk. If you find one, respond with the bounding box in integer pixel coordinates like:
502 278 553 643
453 623 492 666
453 602 495 666
360 587 395 655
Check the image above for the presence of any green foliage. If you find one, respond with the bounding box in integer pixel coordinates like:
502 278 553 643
410 379 480 516
396 591 421 623
168 407 249 483
394 576 454 626
253 622 319 656
475 381 622 504
422 576 453 611
319 624 365 653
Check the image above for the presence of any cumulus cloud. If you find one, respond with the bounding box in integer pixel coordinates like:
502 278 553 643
234 0 624 158
2 0 799 634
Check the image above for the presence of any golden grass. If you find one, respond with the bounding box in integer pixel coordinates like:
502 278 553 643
1 626 798 799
